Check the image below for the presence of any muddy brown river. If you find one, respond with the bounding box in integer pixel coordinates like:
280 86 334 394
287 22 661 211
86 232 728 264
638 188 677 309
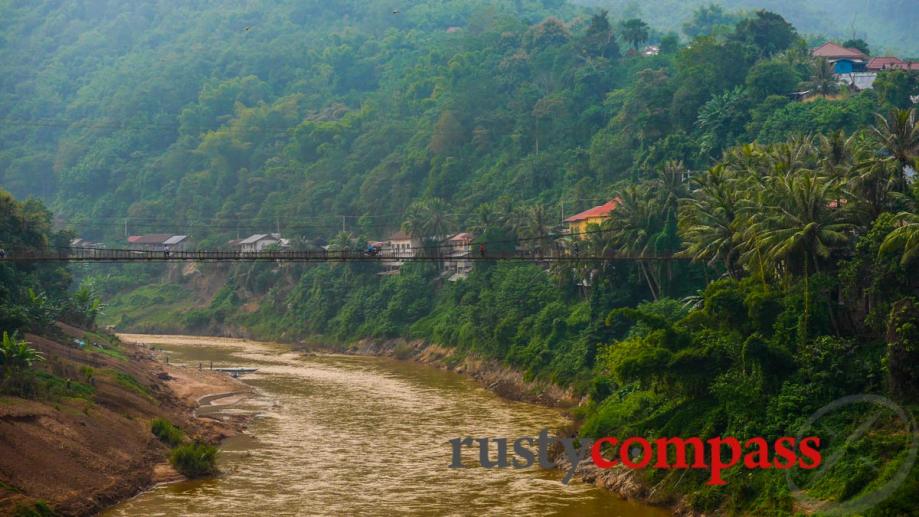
106 336 665 516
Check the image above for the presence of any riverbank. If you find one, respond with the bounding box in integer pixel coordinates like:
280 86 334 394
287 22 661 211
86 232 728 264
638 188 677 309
106 329 685 514
104 334 667 516
0 325 250 516
319 337 692 515
345 337 578 408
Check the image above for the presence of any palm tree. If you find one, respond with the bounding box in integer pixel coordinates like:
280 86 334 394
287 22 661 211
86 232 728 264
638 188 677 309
880 212 919 267
519 204 556 256
872 108 919 187
847 156 903 221
817 130 855 182
402 197 455 258
801 58 840 98
620 18 649 51
742 172 852 277
656 161 688 219
604 185 663 299
679 165 743 279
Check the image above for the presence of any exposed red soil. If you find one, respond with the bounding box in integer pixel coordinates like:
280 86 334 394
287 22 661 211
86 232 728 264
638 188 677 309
0 325 248 516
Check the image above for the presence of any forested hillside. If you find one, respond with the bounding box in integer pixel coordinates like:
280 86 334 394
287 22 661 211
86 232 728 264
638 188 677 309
2 0 909 244
577 0 919 55
4 1 919 514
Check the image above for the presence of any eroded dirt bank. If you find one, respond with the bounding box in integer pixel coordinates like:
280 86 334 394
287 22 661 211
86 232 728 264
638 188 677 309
344 337 577 408
0 325 249 516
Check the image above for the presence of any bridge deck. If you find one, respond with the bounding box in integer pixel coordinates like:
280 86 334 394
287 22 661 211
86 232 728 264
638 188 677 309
0 247 688 263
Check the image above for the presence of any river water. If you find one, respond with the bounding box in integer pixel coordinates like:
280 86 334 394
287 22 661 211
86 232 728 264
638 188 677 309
106 336 665 516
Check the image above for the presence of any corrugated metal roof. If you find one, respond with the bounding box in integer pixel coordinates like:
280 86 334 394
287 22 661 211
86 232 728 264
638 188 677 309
812 42 867 60
239 234 278 245
127 234 172 244
564 199 621 223
163 235 188 245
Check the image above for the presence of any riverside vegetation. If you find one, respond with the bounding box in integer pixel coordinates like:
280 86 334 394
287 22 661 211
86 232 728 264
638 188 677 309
2 1 919 514
0 192 230 515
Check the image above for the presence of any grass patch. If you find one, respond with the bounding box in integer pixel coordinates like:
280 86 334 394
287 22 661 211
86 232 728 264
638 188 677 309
82 332 127 361
13 501 56 517
170 442 219 478
0 480 21 493
151 418 185 447
111 371 152 400
34 371 95 400
99 283 196 333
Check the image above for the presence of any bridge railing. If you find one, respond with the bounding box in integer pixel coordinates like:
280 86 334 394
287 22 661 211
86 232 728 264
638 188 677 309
0 246 687 263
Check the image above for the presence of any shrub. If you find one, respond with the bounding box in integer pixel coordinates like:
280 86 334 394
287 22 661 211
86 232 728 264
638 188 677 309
13 501 56 517
393 342 414 360
151 418 185 447
170 441 219 478
0 331 45 397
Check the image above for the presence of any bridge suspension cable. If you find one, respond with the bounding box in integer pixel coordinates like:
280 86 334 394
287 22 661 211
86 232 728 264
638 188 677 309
0 247 688 263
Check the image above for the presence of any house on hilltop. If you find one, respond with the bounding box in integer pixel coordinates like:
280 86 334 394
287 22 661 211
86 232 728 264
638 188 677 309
866 56 919 72
563 199 621 236
811 42 868 74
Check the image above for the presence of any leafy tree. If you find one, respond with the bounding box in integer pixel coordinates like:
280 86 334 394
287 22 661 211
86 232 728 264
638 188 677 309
682 4 741 39
745 60 800 100
695 86 751 158
729 10 799 58
842 38 870 56
880 212 919 267
524 17 570 50
620 18 650 51
0 331 44 396
581 10 620 59
659 32 680 54
801 58 840 98
429 111 465 156
874 70 919 109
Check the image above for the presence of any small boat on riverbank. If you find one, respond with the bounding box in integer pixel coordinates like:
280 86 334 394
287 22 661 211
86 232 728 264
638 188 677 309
214 367 258 378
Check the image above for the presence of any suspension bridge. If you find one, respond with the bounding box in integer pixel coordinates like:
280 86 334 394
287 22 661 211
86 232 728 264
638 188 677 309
0 246 688 263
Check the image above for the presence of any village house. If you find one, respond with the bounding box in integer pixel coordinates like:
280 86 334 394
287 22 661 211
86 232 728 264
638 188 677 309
70 238 104 257
811 42 868 74
232 233 288 253
809 43 919 93
127 234 190 251
388 230 416 259
70 238 103 249
367 230 429 275
445 232 475 278
563 198 621 237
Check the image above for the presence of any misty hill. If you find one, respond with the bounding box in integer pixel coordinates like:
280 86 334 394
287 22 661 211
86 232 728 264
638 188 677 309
0 0 905 245
577 0 919 56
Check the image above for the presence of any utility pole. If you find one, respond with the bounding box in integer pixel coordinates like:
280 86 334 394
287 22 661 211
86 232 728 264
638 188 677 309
342 215 346 233
124 218 128 238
